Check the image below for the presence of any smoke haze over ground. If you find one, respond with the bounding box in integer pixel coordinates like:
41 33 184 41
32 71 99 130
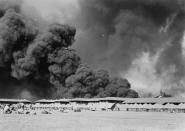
0 0 185 98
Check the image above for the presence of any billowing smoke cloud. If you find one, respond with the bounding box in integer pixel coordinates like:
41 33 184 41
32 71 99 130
0 0 138 99
70 0 185 96
0 0 80 99
63 64 138 98
57 0 185 97
1 0 185 98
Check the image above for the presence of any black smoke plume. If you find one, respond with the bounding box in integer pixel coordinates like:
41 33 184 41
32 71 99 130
63 64 138 98
0 0 138 99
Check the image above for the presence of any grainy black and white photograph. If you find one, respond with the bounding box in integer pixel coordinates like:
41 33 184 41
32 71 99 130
0 0 185 131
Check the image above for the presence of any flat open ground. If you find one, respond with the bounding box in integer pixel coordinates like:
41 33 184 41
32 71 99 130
0 111 185 131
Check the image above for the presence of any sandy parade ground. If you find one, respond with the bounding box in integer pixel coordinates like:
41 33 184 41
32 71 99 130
0 111 185 131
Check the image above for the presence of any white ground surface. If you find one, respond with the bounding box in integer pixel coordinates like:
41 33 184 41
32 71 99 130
0 111 185 131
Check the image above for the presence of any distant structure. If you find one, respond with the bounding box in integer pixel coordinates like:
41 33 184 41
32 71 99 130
0 99 31 104
0 97 185 114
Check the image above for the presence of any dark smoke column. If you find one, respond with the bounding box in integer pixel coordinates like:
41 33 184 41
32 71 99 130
12 23 81 88
0 0 139 99
0 3 81 98
64 64 138 98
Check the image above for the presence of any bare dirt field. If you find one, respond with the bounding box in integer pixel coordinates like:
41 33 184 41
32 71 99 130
0 111 185 131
